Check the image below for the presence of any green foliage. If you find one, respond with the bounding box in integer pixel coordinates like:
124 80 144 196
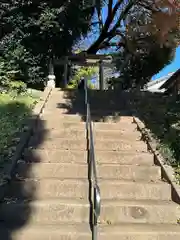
129 92 180 182
0 0 95 87
0 61 13 86
87 0 178 88
0 58 28 94
110 1 178 90
6 81 27 94
68 66 98 89
113 43 175 89
0 91 38 165
0 0 178 90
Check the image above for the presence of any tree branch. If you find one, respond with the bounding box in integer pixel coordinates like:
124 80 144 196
108 0 113 15
99 40 125 49
87 0 123 53
108 0 135 38
87 0 134 53
96 7 103 30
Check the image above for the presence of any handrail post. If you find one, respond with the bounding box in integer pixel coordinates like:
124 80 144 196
84 78 88 104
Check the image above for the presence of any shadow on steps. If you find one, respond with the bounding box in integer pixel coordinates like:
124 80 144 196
57 88 180 204
55 89 133 122
0 104 48 240
57 89 180 169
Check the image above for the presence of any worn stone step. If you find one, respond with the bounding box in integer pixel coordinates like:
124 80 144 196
44 99 128 109
43 99 132 113
23 149 87 164
44 101 127 111
7 179 171 201
23 149 154 165
35 120 137 131
41 113 85 122
43 108 132 117
0 224 91 240
0 199 89 225
97 223 180 240
41 113 135 124
28 138 147 151
89 109 132 116
32 129 86 139
43 104 84 113
28 138 87 150
45 94 124 103
0 224 180 240
45 99 124 106
42 107 82 115
99 200 180 224
15 162 160 181
1 199 179 225
2 223 180 240
32 128 141 141
87 106 127 112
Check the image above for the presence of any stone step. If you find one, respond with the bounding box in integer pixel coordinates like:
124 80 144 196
43 108 131 117
15 162 160 181
41 113 135 124
43 107 132 116
7 179 171 201
28 138 147 152
32 128 141 141
32 129 86 140
0 199 89 225
46 89 127 99
0 199 179 225
0 224 91 240
45 94 124 103
99 200 180 224
42 107 81 115
35 120 137 131
98 223 180 240
44 97 127 108
49 89 129 100
4 223 180 240
23 149 154 165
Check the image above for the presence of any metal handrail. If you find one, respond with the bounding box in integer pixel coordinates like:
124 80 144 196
84 79 101 240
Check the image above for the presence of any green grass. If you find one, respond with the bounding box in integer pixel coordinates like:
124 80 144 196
0 91 39 167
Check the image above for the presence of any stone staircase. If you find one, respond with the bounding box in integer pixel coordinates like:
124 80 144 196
0 88 180 239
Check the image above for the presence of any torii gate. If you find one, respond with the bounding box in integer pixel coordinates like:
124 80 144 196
47 54 113 90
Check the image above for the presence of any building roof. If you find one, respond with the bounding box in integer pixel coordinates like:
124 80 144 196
159 68 180 90
144 72 175 92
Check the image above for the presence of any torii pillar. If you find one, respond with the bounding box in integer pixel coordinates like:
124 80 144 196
99 60 104 90
63 56 68 88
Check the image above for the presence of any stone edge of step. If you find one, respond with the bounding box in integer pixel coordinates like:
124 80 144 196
133 116 180 205
0 86 53 201
3 223 180 239
1 198 177 207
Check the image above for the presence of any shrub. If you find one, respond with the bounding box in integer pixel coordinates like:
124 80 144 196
7 81 27 94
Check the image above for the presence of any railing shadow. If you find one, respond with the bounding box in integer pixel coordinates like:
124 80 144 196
0 101 48 239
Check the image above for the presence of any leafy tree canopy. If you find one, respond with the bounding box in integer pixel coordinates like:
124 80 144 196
86 0 180 89
0 0 95 86
0 0 179 89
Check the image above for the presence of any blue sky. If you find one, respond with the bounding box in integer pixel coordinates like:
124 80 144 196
152 46 180 80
